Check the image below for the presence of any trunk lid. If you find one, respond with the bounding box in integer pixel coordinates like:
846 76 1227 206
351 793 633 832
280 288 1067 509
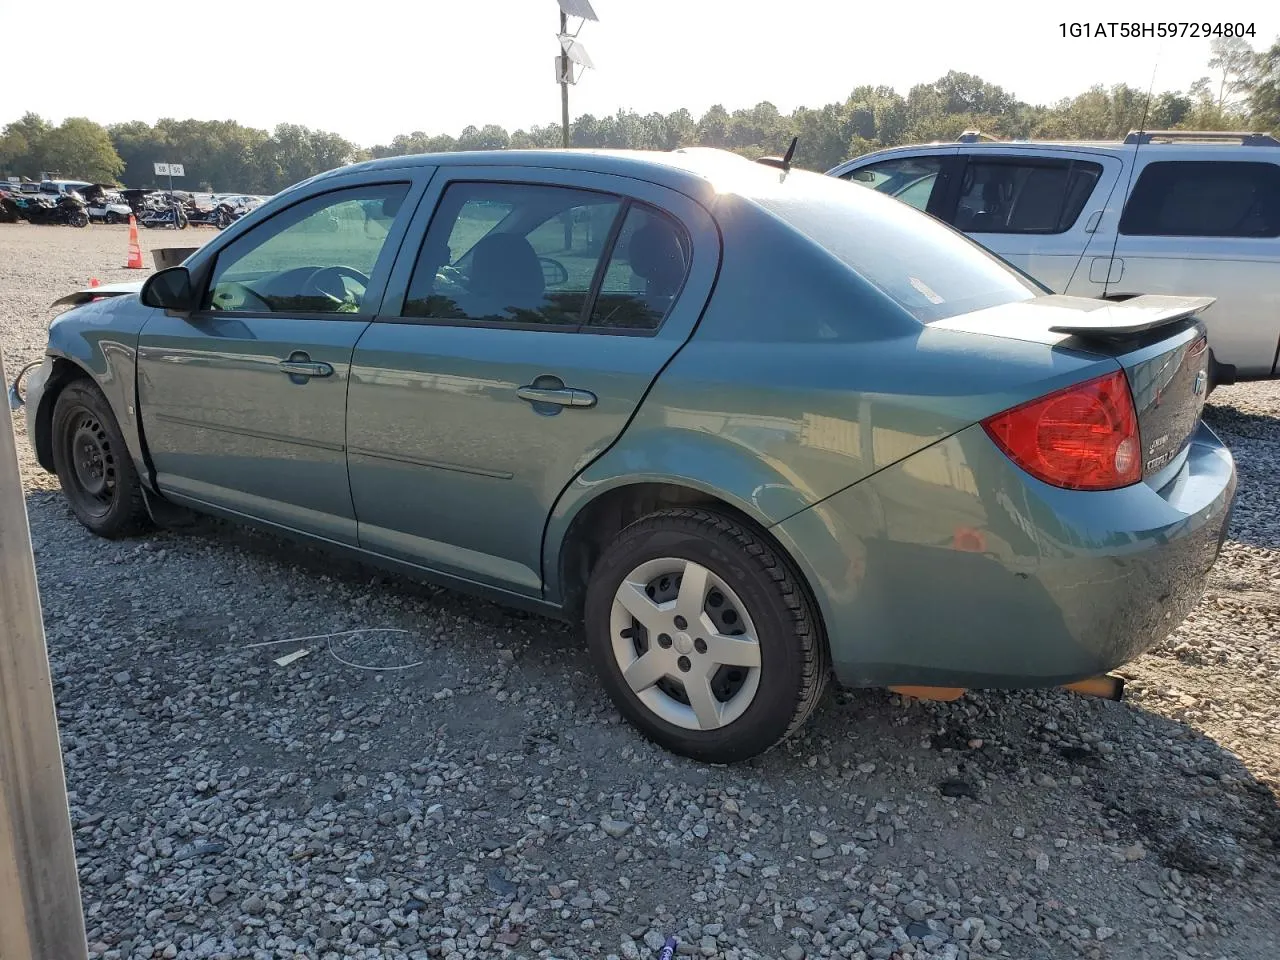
933 294 1213 480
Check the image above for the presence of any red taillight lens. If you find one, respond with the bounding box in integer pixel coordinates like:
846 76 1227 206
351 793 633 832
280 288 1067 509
981 369 1141 491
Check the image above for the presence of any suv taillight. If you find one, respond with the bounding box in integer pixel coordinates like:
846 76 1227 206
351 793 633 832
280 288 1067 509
981 369 1140 491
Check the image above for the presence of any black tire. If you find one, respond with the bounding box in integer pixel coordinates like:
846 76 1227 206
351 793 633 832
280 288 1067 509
105 211 119 225
50 380 151 539
584 507 829 763
71 211 89 228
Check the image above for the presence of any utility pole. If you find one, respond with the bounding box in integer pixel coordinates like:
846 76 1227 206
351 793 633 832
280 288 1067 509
0 350 89 960
560 9 570 149
554 0 597 150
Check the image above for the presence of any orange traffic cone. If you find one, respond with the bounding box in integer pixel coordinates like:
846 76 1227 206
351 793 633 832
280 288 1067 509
125 215 144 270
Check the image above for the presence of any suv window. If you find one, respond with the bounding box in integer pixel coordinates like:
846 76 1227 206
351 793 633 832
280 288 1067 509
403 182 622 326
844 157 944 212
204 183 409 314
955 158 1102 234
587 204 690 331
1119 161 1280 238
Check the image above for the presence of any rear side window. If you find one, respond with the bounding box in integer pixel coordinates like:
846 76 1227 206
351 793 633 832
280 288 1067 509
587 204 690 331
754 173 1041 323
402 181 622 326
1120 161 1280 238
955 158 1102 234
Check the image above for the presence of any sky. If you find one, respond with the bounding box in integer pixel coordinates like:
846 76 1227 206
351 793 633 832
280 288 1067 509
1 0 1275 146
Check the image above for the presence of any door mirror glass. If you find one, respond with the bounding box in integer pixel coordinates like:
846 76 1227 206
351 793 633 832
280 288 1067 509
141 266 195 311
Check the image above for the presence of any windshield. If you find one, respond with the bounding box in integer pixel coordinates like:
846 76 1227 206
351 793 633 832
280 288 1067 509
748 169 1041 323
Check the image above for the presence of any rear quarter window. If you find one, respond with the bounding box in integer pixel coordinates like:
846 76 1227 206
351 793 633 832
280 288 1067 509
752 171 1041 323
1120 160 1280 238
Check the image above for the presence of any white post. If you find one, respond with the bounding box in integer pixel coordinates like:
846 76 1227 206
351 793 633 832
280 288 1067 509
0 349 89 960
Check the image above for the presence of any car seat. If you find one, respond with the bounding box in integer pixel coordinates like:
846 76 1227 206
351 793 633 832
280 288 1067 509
462 233 545 319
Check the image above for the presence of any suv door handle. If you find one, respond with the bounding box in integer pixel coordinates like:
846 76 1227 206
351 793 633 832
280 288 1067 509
278 356 333 378
516 385 597 408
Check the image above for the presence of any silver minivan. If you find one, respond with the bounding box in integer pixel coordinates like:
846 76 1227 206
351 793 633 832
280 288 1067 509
828 131 1280 379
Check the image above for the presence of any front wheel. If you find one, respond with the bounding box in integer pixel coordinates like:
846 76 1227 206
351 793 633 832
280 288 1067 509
105 211 119 225
70 211 89 228
50 380 151 538
584 507 829 763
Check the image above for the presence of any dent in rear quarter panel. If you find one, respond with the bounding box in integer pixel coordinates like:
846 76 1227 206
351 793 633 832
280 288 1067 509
43 297 150 483
776 421 1235 688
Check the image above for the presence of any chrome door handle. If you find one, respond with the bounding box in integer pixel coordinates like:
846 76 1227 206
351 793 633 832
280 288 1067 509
278 358 333 378
516 385 597 408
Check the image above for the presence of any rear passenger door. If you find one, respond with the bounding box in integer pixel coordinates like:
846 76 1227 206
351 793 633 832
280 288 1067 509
937 151 1122 293
344 169 720 595
1104 159 1280 378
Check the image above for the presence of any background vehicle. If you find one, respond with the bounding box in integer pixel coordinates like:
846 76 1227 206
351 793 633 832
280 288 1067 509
828 130 1280 380
5 188 89 226
16 149 1235 763
138 195 188 229
80 183 134 223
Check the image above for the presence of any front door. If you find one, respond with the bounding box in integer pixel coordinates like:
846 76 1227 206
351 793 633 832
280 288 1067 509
136 179 421 543
345 169 719 594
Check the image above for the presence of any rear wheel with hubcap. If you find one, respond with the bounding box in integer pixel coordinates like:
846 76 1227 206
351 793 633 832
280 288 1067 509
51 380 151 538
584 507 828 763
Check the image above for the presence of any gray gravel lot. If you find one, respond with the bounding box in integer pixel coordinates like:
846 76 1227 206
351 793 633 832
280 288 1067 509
2 222 1279 960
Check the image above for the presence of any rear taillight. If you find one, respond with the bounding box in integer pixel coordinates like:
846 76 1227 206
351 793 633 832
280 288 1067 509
982 369 1140 491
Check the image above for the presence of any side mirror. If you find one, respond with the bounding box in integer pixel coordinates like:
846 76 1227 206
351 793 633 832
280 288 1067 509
141 266 195 312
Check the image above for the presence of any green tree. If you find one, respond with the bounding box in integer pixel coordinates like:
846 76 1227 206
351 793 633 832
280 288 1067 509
0 113 51 177
1250 38 1280 130
38 117 123 182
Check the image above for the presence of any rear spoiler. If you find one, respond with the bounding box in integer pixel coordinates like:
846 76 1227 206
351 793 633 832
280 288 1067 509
1045 294 1237 393
1046 294 1215 339
50 280 144 308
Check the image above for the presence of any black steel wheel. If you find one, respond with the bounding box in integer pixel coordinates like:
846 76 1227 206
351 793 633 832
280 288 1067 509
105 211 120 225
51 380 150 538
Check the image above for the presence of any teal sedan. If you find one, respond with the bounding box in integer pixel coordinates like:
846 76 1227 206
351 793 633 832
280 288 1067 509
17 148 1236 763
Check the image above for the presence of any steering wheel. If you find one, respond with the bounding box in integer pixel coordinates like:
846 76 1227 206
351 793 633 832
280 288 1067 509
304 265 371 308
210 281 271 312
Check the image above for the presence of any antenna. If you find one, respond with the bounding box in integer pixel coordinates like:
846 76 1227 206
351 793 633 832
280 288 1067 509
1102 48 1160 283
756 136 799 173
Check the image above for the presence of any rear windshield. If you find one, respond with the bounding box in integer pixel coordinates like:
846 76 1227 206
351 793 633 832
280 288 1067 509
749 171 1041 323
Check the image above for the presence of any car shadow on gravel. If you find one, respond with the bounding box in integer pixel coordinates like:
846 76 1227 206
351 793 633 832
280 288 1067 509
156 506 1280 877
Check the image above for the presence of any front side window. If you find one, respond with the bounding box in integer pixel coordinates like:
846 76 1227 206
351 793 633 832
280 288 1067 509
587 204 690 331
844 156 944 212
403 182 622 326
203 183 410 314
954 158 1102 234
1119 161 1280 238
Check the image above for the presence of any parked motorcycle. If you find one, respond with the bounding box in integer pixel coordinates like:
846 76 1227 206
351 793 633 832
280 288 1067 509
4 191 89 227
185 200 239 228
139 198 189 230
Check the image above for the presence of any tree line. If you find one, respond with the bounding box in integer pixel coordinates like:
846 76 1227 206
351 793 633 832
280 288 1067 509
3 37 1278 193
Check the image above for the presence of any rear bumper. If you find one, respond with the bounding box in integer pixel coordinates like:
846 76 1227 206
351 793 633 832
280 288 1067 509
774 421 1236 688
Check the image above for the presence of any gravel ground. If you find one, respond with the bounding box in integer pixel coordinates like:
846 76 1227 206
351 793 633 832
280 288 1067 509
2 222 1278 960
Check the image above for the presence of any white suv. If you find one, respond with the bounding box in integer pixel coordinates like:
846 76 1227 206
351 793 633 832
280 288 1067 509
828 130 1280 380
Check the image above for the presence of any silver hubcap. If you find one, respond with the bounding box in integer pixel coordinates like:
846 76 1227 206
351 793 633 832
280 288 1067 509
609 557 761 731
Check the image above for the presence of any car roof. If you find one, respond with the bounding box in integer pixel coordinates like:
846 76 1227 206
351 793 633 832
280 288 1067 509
317 147 777 202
